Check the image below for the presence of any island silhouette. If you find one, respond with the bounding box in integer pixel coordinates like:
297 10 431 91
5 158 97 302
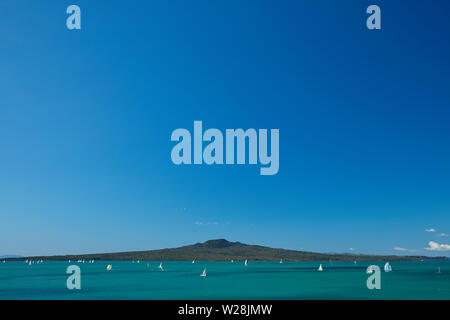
5 239 446 262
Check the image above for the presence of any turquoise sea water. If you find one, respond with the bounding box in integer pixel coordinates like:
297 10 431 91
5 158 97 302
0 260 449 299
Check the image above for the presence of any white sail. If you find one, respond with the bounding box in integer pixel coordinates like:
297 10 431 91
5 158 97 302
244 259 248 267
192 260 195 264
200 268 206 277
280 259 283 264
318 264 323 271
384 262 392 272
159 262 164 271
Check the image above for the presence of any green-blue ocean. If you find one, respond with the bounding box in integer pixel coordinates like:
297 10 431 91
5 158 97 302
1 260 449 299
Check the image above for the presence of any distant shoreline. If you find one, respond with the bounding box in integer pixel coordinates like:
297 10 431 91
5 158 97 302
4 239 448 262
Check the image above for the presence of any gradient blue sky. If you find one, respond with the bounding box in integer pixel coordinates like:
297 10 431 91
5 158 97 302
1 0 449 257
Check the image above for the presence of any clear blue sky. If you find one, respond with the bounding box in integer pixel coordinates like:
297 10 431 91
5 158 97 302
1 0 449 257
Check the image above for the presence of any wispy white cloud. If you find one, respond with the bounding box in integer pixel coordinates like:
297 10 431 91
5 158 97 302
195 221 219 226
348 248 355 251
425 228 436 233
437 233 449 237
393 247 416 252
425 241 450 251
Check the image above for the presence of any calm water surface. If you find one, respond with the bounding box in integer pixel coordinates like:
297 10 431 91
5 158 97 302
0 260 449 299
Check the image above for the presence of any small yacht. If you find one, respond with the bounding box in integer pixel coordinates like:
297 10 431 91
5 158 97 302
106 264 112 271
200 268 206 277
384 262 392 272
280 259 283 264
244 259 248 267
192 260 195 264
158 262 164 271
318 264 323 271
437 267 442 274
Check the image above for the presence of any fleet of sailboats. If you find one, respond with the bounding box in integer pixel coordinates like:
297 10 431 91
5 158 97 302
20 254 447 281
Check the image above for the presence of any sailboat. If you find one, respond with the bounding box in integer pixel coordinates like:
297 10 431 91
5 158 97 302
231 259 234 263
280 259 283 264
437 267 442 274
318 264 323 271
158 262 164 271
106 264 112 271
28 261 32 266
384 262 392 272
192 260 195 264
244 259 248 267
200 268 206 277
